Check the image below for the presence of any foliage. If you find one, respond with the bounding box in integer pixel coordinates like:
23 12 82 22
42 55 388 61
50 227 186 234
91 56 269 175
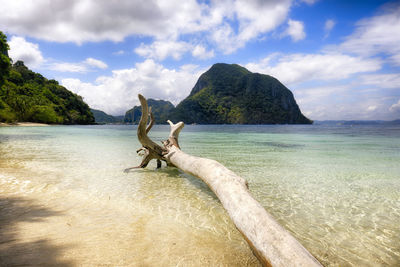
0 31 11 86
170 63 312 124
0 31 94 124
124 99 175 124
30 105 62 124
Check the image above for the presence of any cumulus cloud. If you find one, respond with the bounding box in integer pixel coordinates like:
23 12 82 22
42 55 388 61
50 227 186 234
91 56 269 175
336 3 400 65
390 99 400 113
61 60 205 115
233 0 291 42
192 45 215 59
8 36 44 68
245 52 382 85
0 0 206 43
0 0 293 56
284 20 306 42
210 0 292 53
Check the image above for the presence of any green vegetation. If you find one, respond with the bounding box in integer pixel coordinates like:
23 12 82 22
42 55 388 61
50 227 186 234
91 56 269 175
170 63 312 124
124 99 175 124
0 31 11 86
0 31 94 124
91 109 123 124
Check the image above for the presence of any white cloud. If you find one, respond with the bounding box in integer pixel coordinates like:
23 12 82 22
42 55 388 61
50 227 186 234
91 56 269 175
285 19 306 42
210 0 292 53
293 84 395 120
135 40 214 61
292 85 349 120
245 53 382 85
48 58 108 73
135 40 192 60
50 62 88 73
336 3 400 65
210 23 240 54
0 0 294 56
8 36 44 68
234 0 291 42
84 58 108 69
360 73 400 89
324 19 335 38
390 99 400 113
192 45 215 59
0 0 208 43
61 60 205 115
6 36 108 73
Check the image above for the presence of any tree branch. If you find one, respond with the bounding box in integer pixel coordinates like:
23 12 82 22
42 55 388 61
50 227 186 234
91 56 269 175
129 94 322 266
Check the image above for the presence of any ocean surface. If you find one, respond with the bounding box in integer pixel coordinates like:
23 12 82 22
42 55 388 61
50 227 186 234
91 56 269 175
0 124 399 266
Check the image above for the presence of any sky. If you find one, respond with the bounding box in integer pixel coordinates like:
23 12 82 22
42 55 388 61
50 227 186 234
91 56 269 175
1 0 400 120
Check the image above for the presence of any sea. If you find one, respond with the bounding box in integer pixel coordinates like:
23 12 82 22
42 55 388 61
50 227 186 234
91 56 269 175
0 124 399 266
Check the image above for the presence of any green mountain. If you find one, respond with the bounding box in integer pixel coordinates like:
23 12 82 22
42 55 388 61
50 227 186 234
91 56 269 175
90 109 124 124
0 31 94 124
124 99 174 124
170 63 312 124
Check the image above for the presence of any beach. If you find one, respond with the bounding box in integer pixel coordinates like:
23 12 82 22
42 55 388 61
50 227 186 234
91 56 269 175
0 179 258 266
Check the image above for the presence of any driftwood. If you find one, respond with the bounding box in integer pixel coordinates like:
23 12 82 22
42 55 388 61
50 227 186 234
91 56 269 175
127 94 322 267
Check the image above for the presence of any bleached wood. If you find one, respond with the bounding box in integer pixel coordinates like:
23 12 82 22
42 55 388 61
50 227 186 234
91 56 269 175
133 94 322 267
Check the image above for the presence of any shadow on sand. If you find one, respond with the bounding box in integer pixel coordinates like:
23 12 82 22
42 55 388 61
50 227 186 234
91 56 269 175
0 196 73 266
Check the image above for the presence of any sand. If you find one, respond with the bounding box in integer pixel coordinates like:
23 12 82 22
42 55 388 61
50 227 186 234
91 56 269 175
0 179 259 266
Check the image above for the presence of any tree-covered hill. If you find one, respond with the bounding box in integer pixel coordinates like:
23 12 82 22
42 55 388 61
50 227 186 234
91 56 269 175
124 99 175 124
169 63 312 124
91 108 124 124
0 31 94 124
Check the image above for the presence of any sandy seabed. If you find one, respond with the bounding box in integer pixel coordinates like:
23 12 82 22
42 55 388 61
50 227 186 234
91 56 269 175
0 177 260 266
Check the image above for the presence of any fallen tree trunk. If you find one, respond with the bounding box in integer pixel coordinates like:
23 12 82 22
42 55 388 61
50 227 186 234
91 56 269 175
128 94 322 267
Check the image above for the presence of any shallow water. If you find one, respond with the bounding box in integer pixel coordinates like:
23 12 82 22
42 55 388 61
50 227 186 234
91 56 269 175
0 124 399 266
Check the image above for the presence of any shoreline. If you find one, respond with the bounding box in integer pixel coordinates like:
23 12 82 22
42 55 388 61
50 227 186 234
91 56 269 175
0 122 50 127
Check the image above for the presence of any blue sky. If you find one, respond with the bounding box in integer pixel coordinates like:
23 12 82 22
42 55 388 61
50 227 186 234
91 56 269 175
1 0 400 120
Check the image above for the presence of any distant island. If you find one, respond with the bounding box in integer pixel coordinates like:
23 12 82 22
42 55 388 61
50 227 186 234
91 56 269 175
0 31 94 124
90 109 124 124
170 63 311 124
117 63 312 125
124 99 174 124
314 120 400 125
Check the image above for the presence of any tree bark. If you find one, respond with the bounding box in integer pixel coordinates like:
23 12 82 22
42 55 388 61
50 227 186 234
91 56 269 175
129 94 322 267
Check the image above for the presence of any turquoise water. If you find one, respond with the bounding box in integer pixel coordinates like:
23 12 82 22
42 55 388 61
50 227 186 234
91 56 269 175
0 124 399 266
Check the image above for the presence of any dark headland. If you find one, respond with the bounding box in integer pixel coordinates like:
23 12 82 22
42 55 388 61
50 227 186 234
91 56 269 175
121 63 312 125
